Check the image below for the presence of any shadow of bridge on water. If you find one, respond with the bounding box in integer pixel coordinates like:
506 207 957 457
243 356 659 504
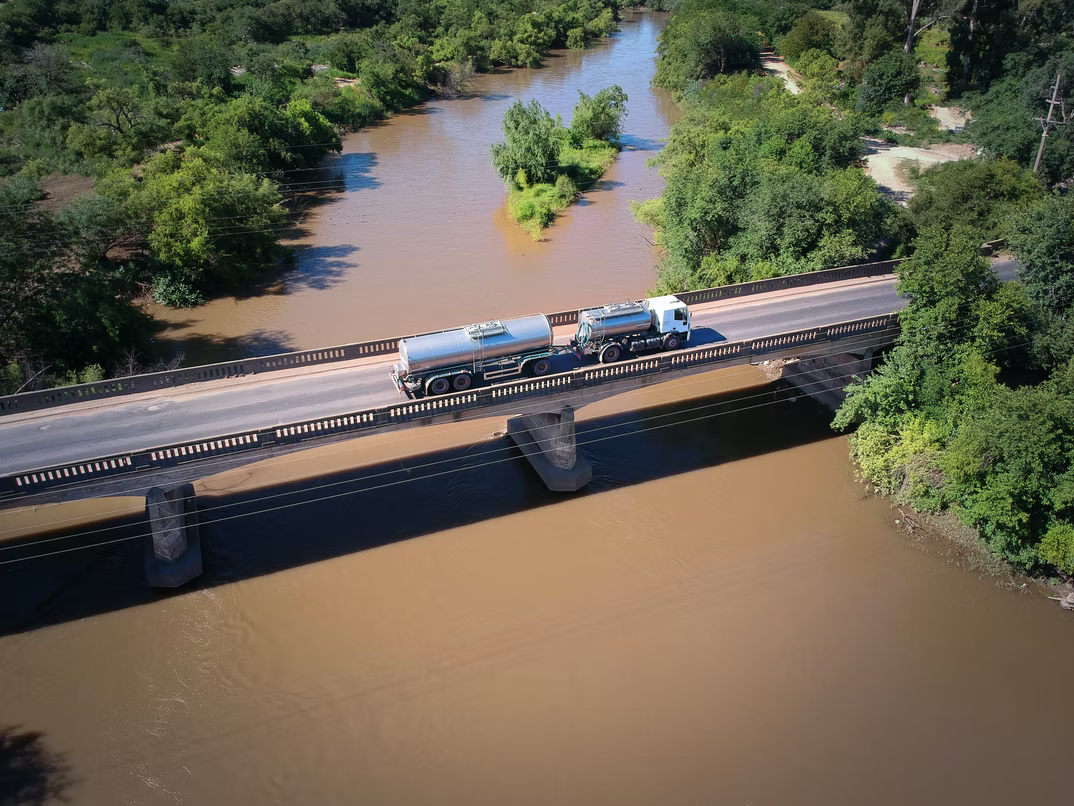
0 378 837 636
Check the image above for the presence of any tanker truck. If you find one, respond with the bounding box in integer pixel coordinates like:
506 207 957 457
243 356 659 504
389 296 692 397
571 295 691 363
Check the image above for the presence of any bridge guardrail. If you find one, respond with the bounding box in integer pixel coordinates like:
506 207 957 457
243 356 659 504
0 313 901 503
0 257 914 417
1 241 1004 418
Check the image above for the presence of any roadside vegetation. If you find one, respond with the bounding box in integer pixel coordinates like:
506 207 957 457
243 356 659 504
636 0 1069 294
836 212 1074 579
0 0 622 393
634 0 1073 582
492 85 627 238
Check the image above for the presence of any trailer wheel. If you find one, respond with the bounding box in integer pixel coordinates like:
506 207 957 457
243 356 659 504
427 377 451 395
599 344 621 364
452 372 473 391
662 333 682 351
530 358 551 376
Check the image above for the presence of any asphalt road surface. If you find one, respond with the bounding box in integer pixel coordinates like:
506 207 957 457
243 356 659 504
0 259 1017 476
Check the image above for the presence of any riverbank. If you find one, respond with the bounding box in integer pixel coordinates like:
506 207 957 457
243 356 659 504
891 508 1074 608
147 11 676 361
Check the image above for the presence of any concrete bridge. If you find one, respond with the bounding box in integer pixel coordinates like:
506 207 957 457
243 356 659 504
0 253 1014 510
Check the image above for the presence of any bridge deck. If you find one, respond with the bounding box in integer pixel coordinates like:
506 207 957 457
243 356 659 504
0 257 1016 505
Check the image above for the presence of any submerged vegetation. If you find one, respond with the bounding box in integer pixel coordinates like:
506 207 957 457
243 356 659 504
0 0 622 391
493 85 627 238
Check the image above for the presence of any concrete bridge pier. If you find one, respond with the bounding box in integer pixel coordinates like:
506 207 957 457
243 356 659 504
506 405 593 492
781 348 878 412
144 483 203 587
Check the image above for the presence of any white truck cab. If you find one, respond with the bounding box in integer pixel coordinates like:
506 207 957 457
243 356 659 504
645 295 692 337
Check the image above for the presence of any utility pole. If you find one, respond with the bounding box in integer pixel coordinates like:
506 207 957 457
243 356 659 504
1033 72 1067 174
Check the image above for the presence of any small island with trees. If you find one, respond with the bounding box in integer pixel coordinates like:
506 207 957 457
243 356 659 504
491 85 628 239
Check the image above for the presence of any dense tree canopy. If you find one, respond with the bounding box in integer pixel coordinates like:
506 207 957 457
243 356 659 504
653 1 763 95
905 157 1043 240
1007 193 1074 316
0 0 623 389
647 73 888 291
835 218 1074 577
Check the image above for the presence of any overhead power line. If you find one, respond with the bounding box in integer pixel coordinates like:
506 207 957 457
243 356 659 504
0 308 1034 567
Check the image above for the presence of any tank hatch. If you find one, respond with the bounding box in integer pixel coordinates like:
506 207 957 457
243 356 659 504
596 302 645 317
464 320 507 339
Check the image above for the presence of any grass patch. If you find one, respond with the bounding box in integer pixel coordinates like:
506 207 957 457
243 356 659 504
58 30 174 70
508 138 618 239
880 99 955 146
815 10 849 28
916 27 950 102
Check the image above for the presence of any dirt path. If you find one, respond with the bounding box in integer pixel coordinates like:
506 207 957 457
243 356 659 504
929 106 970 132
863 139 976 204
761 52 800 94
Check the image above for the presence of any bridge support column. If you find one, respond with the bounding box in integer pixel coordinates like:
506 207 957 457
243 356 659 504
144 482 203 587
506 405 592 492
781 350 875 412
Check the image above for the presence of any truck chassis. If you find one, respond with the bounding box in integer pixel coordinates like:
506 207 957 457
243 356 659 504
391 346 561 398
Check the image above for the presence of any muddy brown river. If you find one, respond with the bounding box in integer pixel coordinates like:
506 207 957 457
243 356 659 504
1 370 1073 804
3 13 1072 804
149 11 678 364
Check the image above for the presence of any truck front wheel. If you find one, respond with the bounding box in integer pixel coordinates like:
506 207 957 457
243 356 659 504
662 333 682 351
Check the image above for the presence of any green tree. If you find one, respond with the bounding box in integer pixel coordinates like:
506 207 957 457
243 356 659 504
941 380 1074 569
0 178 151 376
490 98 562 186
779 11 836 61
906 158 1043 241
568 85 628 145
1007 193 1074 316
139 150 287 287
857 48 920 111
796 49 844 103
653 8 763 95
65 84 171 163
179 94 340 174
1039 522 1074 576
172 36 236 92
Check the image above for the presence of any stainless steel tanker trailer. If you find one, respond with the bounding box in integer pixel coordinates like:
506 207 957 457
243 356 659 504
390 295 692 397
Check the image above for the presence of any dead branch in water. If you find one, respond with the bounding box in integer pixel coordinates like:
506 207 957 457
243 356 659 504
1047 593 1074 611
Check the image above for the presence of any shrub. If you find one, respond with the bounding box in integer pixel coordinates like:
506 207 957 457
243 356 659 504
152 272 207 308
1039 523 1074 576
780 12 837 62
857 50 920 112
551 173 577 205
569 85 628 145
